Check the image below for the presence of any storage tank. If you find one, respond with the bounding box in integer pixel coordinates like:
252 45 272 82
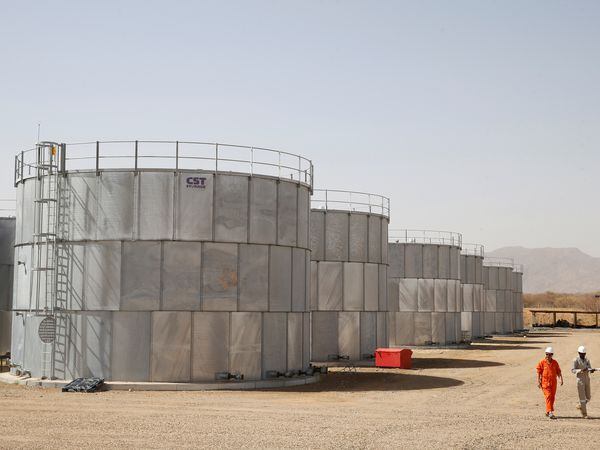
309 190 389 362
388 230 463 346
460 244 485 340
512 264 524 331
482 258 515 335
0 209 16 355
11 140 313 382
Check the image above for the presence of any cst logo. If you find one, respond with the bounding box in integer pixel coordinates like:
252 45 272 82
186 177 207 189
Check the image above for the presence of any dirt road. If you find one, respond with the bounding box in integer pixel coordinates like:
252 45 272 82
2 329 599 449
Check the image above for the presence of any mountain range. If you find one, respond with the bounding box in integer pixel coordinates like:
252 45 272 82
487 247 600 294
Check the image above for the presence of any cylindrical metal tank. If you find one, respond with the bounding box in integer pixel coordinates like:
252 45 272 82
388 230 463 346
482 258 515 335
512 265 524 330
11 140 313 382
309 190 389 362
460 244 485 340
0 216 16 354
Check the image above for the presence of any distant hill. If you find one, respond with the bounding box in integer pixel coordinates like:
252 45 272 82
487 247 600 294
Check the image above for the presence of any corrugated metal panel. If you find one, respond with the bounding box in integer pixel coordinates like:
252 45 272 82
262 312 286 377
83 311 112 379
378 265 387 312
414 312 431 345
381 220 388 264
325 212 348 261
192 312 229 382
97 172 134 240
431 312 445 344
85 242 121 310
176 172 213 241
0 311 11 354
214 175 248 242
364 263 379 311
249 178 277 245
287 313 303 371
67 174 98 241
291 248 307 312
434 279 447 312
297 187 309 249
162 241 202 310
450 247 460 280
343 263 364 311
269 246 292 312
229 312 262 380
388 243 404 278
338 311 360 360
418 278 434 312
151 311 191 382
202 243 238 311
277 182 297 246
404 244 423 278
111 311 151 381
121 242 161 311
423 245 438 279
395 312 415 346
238 244 269 311
348 214 368 262
398 278 418 311
138 172 174 240
360 312 377 358
438 246 450 279
311 311 338 361
317 262 343 311
309 211 325 260
367 216 381 264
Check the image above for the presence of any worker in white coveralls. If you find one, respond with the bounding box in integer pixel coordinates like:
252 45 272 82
571 346 595 418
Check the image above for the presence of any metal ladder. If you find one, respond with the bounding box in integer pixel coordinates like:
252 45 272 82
28 142 67 379
52 174 71 379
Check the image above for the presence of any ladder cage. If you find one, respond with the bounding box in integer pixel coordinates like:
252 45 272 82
27 142 69 379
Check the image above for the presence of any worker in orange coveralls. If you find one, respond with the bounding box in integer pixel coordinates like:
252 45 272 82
536 347 563 419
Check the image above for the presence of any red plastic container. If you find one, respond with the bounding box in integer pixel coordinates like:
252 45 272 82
375 348 413 369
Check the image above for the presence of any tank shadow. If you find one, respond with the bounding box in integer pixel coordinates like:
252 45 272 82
467 344 540 351
263 371 464 392
555 416 600 420
412 358 504 369
474 338 551 345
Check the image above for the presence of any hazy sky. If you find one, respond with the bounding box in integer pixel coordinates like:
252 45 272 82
2 1 599 256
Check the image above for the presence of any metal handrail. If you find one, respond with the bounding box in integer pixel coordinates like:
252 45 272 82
388 229 462 247
0 199 16 217
461 243 485 257
513 263 524 273
311 189 390 217
483 257 515 269
14 140 314 191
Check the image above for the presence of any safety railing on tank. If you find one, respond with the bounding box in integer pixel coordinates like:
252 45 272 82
0 199 16 217
483 256 516 269
388 229 462 247
14 140 314 191
311 189 390 217
461 243 485 257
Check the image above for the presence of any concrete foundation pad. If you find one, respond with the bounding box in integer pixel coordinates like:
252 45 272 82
0 372 321 391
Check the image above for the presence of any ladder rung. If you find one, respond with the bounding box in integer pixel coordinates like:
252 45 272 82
32 267 56 272
33 233 57 237
34 198 57 203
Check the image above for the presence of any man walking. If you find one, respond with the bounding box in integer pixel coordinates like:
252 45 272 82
536 347 563 419
572 345 595 419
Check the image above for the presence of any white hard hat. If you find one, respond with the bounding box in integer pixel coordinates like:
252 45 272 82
545 347 554 354
578 346 586 353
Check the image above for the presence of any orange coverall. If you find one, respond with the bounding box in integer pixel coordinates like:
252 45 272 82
536 358 562 413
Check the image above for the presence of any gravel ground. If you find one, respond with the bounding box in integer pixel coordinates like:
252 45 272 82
1 329 599 449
